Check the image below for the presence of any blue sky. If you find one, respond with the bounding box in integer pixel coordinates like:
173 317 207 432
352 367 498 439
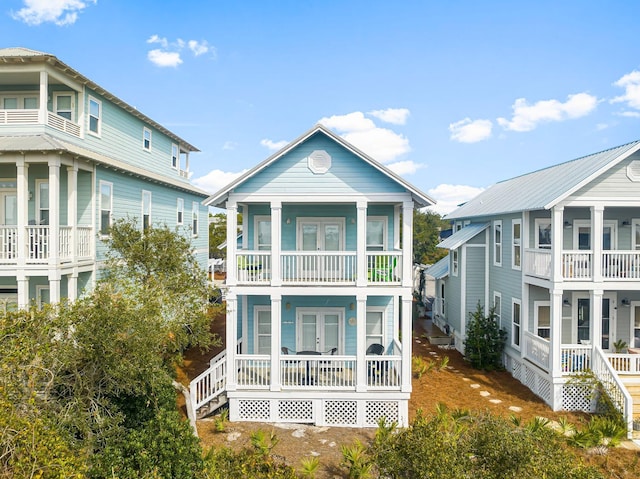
4 0 640 214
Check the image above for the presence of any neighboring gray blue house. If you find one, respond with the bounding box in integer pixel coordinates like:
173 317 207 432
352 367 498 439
0 47 209 307
427 141 640 438
192 124 434 427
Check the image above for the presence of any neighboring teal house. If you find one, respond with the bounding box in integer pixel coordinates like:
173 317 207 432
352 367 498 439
0 47 209 307
427 141 640 438
194 124 434 427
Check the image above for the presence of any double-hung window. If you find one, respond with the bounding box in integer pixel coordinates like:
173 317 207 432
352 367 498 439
171 144 179 169
493 292 501 329
192 202 199 236
255 216 271 250
512 219 521 270
54 93 73 120
493 220 502 266
36 180 49 225
142 190 152 230
143 127 152 151
452 249 459 276
367 217 386 251
177 198 184 225
366 308 385 348
99 181 112 236
254 307 272 354
512 299 521 348
534 301 550 339
535 218 552 249
88 97 101 135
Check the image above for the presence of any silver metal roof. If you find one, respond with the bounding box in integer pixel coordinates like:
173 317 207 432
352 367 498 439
446 140 640 220
437 223 489 250
424 256 449 279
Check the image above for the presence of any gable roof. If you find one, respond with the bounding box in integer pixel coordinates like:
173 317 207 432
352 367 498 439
0 47 199 153
437 223 489 250
204 124 435 208
424 256 449 279
446 140 640 220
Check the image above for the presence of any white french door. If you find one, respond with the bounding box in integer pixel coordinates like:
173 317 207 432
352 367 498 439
296 308 342 354
298 218 344 278
571 292 616 349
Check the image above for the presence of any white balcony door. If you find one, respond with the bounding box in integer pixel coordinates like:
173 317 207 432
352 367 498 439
0 192 17 225
572 220 617 250
298 218 343 278
296 308 342 354
571 293 616 349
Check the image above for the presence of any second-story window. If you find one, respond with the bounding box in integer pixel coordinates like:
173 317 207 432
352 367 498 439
142 190 152 230
452 249 458 276
89 97 101 135
54 93 73 120
192 202 199 236
493 220 502 266
143 127 152 151
177 198 184 225
512 219 521 270
255 216 271 250
367 217 386 251
99 181 112 236
171 144 179 169
36 180 49 225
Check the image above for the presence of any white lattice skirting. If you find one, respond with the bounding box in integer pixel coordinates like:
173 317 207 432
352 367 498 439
504 353 594 413
230 397 407 427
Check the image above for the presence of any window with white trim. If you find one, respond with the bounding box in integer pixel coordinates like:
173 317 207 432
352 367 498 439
191 202 199 236
512 219 521 270
534 301 550 339
142 190 151 230
452 249 458 276
366 308 385 348
143 127 152 151
367 217 387 251
254 306 271 354
1 93 38 109
493 220 502 266
99 181 112 236
493 292 501 329
535 218 551 249
177 198 184 225
512 299 521 348
54 92 73 120
171 144 179 169
35 180 49 225
88 96 101 135
255 216 271 250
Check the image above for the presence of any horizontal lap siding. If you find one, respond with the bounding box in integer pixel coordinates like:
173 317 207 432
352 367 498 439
236 134 406 196
465 247 485 318
568 155 640 199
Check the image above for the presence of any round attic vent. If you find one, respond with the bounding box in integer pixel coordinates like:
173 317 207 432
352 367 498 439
627 160 640 182
308 149 331 174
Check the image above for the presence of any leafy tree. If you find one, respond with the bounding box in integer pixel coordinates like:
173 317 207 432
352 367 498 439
464 303 507 370
209 212 242 260
413 209 449 265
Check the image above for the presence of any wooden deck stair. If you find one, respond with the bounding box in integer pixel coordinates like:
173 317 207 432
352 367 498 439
620 375 640 438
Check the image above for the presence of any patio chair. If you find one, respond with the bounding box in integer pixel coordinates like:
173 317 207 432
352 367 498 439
367 257 397 282
366 343 387 385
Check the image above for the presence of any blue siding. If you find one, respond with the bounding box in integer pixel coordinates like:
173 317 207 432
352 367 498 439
236 134 407 196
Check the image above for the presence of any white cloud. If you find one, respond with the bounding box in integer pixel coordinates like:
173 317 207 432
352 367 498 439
12 0 96 26
497 93 598 132
146 35 214 67
260 139 288 151
386 160 423 176
427 184 485 216
618 111 640 118
319 111 411 163
147 49 182 68
222 141 237 150
449 118 493 143
612 70 640 111
192 169 248 194
368 108 410 125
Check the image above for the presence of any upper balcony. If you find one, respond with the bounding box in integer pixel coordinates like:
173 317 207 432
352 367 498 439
0 108 80 138
525 249 640 281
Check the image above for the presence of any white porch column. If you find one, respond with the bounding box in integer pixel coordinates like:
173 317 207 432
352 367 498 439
225 293 238 392
226 202 238 285
39 71 48 124
67 163 78 264
356 294 367 392
551 207 564 281
270 295 282 391
591 290 603 350
356 201 367 287
401 294 413 393
591 205 604 283
17 275 28 310
270 201 282 286
67 272 78 302
550 290 563 379
48 156 61 303
16 156 27 268
401 201 414 288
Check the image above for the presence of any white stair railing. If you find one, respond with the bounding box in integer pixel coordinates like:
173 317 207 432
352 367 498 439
591 345 634 439
190 350 227 412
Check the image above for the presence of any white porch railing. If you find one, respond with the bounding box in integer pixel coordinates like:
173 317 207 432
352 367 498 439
280 355 357 388
190 350 227 411
0 226 17 262
562 251 592 280
592 346 634 439
523 331 550 370
281 251 357 284
27 225 49 262
367 355 402 388
46 111 81 137
602 251 640 279
367 252 402 284
524 248 551 279
236 251 271 283
76 226 93 259
0 109 81 138
560 345 592 373
607 353 640 374
59 226 72 260
236 355 271 388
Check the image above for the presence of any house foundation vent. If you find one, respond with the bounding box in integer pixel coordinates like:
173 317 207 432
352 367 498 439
365 401 399 426
278 400 314 422
324 400 357 425
238 399 270 420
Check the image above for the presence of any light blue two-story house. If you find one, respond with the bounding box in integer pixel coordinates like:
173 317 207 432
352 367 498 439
0 47 209 308
428 141 640 437
193 124 434 427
